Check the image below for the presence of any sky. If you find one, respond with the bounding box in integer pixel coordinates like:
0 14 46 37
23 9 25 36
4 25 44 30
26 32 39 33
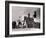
12 6 40 22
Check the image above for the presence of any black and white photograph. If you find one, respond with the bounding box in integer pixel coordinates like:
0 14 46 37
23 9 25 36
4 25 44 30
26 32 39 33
5 1 45 37
12 7 40 30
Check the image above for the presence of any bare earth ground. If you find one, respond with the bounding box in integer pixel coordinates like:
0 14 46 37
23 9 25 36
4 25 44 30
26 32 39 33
12 28 40 31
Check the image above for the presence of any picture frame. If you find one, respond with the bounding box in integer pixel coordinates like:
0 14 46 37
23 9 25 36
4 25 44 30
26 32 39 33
5 1 45 37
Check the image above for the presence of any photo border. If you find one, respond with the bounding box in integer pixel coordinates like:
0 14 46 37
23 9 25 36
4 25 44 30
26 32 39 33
5 1 45 37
